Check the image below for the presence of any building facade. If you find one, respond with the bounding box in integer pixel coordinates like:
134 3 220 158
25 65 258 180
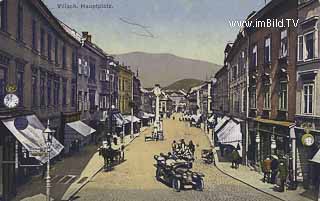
118 66 133 115
295 0 320 188
0 0 80 199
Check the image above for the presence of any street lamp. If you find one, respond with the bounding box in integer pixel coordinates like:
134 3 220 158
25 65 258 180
43 120 55 201
256 133 260 163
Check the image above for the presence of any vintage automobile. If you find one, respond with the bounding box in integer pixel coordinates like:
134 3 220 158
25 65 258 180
154 154 204 192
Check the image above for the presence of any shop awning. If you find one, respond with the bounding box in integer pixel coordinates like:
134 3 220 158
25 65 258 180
191 114 202 122
124 115 141 123
310 149 320 164
114 113 130 127
214 116 230 132
254 117 295 128
2 115 64 164
207 114 215 123
217 119 242 145
66 121 96 137
139 112 154 119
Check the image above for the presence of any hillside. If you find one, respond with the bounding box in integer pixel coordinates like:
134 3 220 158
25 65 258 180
116 52 221 87
165 79 204 91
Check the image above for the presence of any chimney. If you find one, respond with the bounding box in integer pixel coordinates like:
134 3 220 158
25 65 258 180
87 35 92 43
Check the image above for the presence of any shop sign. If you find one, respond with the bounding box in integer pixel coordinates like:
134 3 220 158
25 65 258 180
14 116 28 130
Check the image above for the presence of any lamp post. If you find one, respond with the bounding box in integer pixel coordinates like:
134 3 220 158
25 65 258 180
109 104 115 142
153 84 161 132
255 133 260 164
43 120 55 201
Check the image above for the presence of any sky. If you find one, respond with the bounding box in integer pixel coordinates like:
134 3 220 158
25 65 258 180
43 0 268 65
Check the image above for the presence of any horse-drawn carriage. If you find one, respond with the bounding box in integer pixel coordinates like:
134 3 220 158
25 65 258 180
99 144 125 171
154 154 204 192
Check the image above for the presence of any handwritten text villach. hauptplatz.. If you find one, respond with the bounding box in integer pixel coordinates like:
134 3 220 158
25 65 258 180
57 3 113 9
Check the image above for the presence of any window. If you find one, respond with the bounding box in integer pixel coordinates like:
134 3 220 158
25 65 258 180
89 90 96 111
241 88 246 113
78 91 82 111
264 37 271 64
62 45 66 68
16 63 24 105
62 79 67 106
71 81 76 107
303 83 314 114
250 86 256 109
55 38 58 64
252 45 257 67
263 85 271 109
17 1 23 41
47 76 52 106
279 82 288 110
306 32 315 60
84 92 88 111
32 19 37 50
232 66 237 80
47 34 52 61
280 30 288 58
40 28 45 55
89 60 96 81
54 78 60 106
32 75 37 107
72 51 77 73
40 74 45 106
298 35 303 61
0 0 7 31
0 67 7 108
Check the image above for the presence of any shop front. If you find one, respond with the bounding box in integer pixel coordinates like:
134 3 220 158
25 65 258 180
62 112 96 154
0 113 63 201
248 118 297 189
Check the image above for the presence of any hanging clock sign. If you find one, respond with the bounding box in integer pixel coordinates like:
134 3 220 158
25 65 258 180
301 133 315 147
14 116 29 130
6 84 17 93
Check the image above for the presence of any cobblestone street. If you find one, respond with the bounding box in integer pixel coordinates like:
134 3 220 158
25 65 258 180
73 116 281 201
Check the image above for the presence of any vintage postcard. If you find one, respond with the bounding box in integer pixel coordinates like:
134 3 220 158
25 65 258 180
0 0 318 201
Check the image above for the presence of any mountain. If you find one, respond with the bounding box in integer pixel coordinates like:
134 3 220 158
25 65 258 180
115 52 221 88
165 79 204 91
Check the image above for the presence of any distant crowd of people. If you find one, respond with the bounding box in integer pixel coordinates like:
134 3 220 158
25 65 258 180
171 139 196 160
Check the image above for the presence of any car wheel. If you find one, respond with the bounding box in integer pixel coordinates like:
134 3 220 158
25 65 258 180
156 168 161 181
172 178 181 192
196 178 204 191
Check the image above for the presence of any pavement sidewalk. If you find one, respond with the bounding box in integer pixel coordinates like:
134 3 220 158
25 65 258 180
61 127 150 201
204 131 316 201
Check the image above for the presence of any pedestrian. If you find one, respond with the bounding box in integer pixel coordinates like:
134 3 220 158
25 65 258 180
262 157 272 183
271 155 279 184
172 140 177 154
231 148 240 169
278 157 288 192
180 139 186 153
188 140 195 156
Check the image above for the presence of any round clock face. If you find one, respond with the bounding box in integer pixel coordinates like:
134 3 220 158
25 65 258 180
4 94 19 109
304 136 314 146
